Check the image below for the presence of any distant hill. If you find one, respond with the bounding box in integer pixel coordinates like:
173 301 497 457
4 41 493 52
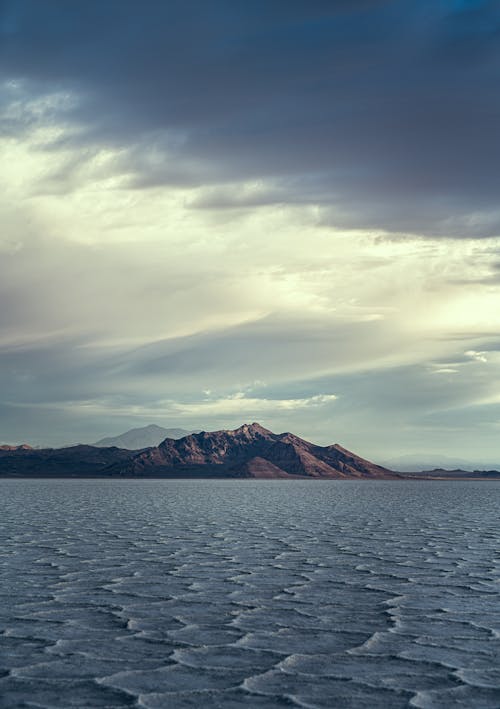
0 444 32 451
93 424 198 450
107 423 400 479
0 445 136 477
400 468 500 479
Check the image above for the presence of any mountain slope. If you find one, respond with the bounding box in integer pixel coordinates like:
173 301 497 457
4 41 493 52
109 423 399 479
93 424 198 449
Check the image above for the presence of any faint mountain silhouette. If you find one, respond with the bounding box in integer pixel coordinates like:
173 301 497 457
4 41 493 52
93 424 198 449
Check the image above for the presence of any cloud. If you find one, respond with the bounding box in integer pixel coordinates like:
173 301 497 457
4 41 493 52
2 1 500 457
465 349 488 362
1 0 500 236
169 392 338 416
46 392 339 420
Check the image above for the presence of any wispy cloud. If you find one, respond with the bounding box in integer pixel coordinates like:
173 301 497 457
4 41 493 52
169 393 338 416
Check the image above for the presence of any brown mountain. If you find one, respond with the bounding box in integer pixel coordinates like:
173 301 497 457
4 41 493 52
108 423 399 479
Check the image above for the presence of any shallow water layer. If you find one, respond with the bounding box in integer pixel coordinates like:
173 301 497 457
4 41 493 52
0 479 499 708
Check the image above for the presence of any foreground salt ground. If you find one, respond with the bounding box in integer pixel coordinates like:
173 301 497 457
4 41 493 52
0 479 499 708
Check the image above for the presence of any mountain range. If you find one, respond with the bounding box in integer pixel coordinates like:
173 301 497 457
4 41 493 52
1 423 498 479
107 423 399 479
0 423 398 479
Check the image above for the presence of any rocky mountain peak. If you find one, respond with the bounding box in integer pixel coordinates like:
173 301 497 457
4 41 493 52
116 423 398 479
233 422 274 438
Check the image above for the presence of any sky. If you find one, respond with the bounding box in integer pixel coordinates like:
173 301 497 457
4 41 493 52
1 0 500 461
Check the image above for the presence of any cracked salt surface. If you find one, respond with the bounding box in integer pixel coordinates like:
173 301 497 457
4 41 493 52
0 479 499 708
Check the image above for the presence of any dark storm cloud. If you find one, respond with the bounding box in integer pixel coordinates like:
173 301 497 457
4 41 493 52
2 0 500 236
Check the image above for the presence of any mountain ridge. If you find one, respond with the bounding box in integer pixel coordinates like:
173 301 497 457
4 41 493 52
108 423 400 479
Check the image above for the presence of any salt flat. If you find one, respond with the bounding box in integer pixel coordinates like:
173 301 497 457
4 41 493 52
0 480 499 708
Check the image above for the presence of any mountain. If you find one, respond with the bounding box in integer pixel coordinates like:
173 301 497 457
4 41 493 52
107 423 400 479
0 444 32 451
93 424 198 449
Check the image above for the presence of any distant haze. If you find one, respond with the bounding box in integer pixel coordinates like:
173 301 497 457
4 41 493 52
93 425 199 450
382 454 500 473
1 1 499 461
